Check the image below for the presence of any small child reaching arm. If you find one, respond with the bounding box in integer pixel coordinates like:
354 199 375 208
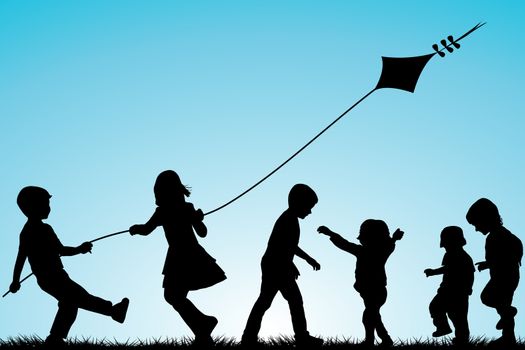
318 221 403 346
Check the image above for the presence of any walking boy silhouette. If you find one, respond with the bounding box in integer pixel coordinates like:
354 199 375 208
318 220 403 346
9 186 129 346
424 226 474 345
466 198 522 345
241 184 323 346
129 170 226 345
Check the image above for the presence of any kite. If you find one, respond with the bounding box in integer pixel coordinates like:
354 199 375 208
3 22 485 298
204 22 486 216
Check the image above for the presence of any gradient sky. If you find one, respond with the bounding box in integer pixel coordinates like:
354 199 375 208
1 0 524 342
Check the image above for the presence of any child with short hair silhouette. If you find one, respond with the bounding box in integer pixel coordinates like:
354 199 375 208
129 170 226 345
424 226 474 345
241 184 323 346
318 220 403 346
9 186 129 346
466 198 522 345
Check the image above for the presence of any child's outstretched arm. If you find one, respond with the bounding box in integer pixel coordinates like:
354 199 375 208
296 247 321 271
10 246 27 293
318 226 360 256
424 266 444 277
60 242 93 256
129 212 159 236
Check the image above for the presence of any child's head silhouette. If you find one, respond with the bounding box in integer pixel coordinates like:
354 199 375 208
358 219 390 246
466 198 502 234
440 226 466 248
288 184 318 219
17 186 52 219
154 170 191 206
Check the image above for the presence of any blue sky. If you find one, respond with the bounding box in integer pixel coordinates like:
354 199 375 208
1 0 524 342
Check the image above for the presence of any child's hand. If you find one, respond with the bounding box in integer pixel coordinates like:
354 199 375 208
475 261 489 272
392 229 404 241
309 258 321 271
129 224 144 236
195 209 204 221
317 226 333 236
9 281 20 294
424 268 434 277
79 242 93 254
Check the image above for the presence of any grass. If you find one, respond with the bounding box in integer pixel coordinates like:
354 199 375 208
0 336 524 349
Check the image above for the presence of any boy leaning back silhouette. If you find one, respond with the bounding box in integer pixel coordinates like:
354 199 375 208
241 184 323 346
9 186 129 346
466 198 522 345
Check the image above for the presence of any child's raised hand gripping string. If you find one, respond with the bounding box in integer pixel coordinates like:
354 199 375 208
392 228 404 241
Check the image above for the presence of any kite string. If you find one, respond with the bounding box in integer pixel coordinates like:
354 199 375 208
204 88 376 216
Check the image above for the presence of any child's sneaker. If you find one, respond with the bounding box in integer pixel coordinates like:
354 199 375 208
240 335 258 347
295 334 323 347
380 336 394 347
44 335 66 348
432 326 452 337
451 337 469 346
490 334 516 347
192 335 214 347
112 298 129 323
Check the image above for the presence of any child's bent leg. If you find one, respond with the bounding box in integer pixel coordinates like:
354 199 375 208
64 278 128 323
66 279 113 316
164 286 215 339
429 292 452 336
242 278 279 342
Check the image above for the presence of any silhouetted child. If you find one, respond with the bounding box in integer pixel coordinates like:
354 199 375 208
318 220 403 346
129 170 226 345
424 226 474 345
241 184 323 346
466 198 522 345
9 186 129 346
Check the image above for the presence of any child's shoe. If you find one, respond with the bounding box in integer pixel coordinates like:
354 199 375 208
295 334 323 347
432 326 452 337
451 337 469 346
490 334 516 347
192 335 214 347
44 335 66 348
380 336 394 347
112 298 130 323
360 338 375 347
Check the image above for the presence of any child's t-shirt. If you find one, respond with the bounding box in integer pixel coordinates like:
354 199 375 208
329 233 394 293
261 209 300 280
439 249 474 295
486 226 522 283
19 221 64 278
